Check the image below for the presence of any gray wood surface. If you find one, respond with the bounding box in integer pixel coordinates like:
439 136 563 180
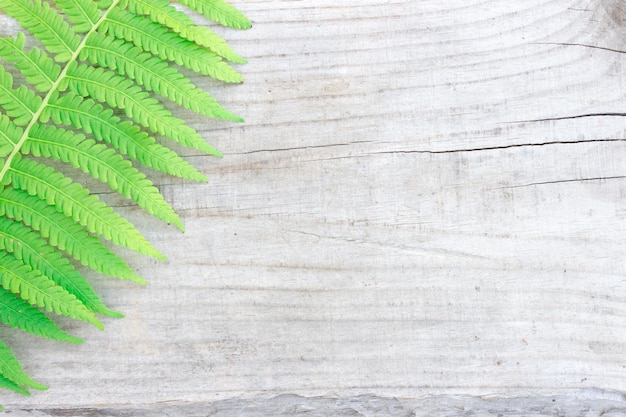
7 391 626 417
2 0 626 414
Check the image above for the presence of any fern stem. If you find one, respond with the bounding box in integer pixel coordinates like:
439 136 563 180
0 0 122 183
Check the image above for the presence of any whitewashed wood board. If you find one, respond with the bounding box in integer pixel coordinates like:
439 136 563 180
2 0 626 414
7 391 626 417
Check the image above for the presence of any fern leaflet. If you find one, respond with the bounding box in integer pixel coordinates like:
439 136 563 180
0 0 249 401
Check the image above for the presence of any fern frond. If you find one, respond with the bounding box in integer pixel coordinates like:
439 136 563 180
52 0 101 33
23 124 183 229
177 0 252 29
0 114 21 157
6 156 165 260
0 216 120 318
0 0 81 62
121 0 246 63
0 33 62 93
94 0 113 9
0 65 41 126
0 251 101 328
0 340 46 391
62 63 234 153
0 373 30 396
0 288 83 343
102 8 243 82
0 0 250 400
81 33 239 119
0 187 144 283
42 92 207 180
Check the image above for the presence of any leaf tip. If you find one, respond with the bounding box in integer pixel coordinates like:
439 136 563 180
101 308 125 319
68 337 84 345
127 272 148 286
92 317 105 331
29 380 48 392
136 277 148 286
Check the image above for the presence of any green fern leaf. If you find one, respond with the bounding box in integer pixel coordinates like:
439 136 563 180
0 65 41 126
53 0 102 33
62 63 234 153
0 114 20 157
0 251 101 328
23 124 183 230
122 0 246 62
42 91 208 180
0 33 62 93
0 288 83 343
0 187 144 283
94 0 113 9
102 8 243 82
0 216 120 318
0 373 31 397
0 0 250 401
178 0 251 29
0 0 81 62
81 32 240 117
6 156 165 259
0 340 46 391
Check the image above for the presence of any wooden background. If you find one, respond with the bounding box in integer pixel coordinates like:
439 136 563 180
3 0 626 415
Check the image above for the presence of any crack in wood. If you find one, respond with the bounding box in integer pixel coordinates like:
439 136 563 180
365 138 626 156
512 113 626 123
230 141 375 155
534 42 626 55
225 139 626 159
497 175 626 189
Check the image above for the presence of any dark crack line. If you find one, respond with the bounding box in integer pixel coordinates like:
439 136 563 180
230 141 375 155
508 41 626 125
227 139 626 160
534 42 626 55
498 175 626 189
510 113 626 123
365 138 626 155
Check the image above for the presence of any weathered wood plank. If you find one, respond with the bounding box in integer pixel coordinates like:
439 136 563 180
9 392 626 417
2 0 626 411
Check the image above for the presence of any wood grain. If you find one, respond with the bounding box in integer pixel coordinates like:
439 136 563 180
7 392 626 417
2 0 626 413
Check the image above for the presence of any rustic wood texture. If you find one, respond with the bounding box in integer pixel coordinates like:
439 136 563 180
8 391 626 417
2 0 626 413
